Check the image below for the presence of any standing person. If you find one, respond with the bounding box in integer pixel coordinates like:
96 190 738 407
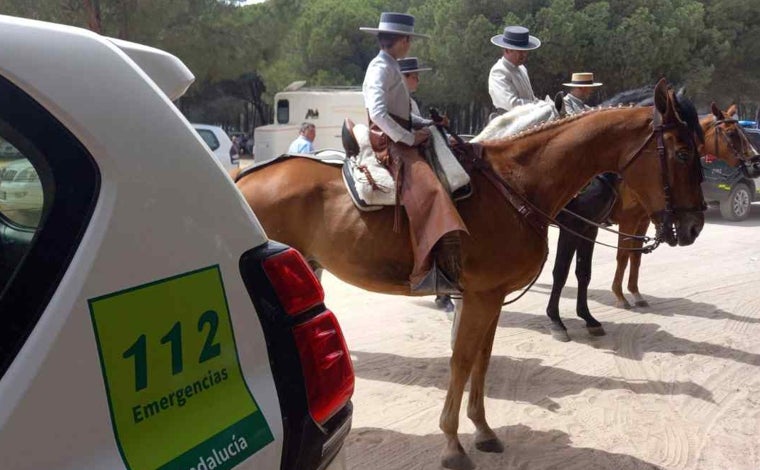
287 122 316 154
488 25 542 113
562 72 603 115
360 12 467 294
399 56 455 312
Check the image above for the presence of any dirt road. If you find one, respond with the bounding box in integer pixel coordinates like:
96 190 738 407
324 208 760 470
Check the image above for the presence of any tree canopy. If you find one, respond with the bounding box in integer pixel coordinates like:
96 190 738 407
1 0 757 131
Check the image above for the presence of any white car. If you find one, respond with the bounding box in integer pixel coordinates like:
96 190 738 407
0 15 353 470
193 123 239 171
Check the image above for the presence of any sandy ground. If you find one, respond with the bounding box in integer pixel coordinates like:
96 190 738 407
322 207 760 470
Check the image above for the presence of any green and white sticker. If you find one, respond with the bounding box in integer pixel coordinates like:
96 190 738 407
89 265 273 470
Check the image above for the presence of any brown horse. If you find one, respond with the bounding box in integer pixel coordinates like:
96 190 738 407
236 80 705 469
611 104 756 308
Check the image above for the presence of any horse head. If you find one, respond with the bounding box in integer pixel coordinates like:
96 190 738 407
704 103 760 176
620 78 705 247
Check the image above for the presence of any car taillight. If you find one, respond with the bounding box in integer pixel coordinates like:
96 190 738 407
702 154 717 164
262 248 324 315
292 310 354 425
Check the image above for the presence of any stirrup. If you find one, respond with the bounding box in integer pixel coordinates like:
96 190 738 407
410 262 461 296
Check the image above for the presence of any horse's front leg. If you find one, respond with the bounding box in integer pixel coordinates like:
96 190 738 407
574 230 605 336
467 313 503 452
440 289 504 470
627 217 651 307
547 229 576 342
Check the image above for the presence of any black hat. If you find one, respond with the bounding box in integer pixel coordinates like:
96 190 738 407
490 25 541 51
360 12 430 39
398 57 432 74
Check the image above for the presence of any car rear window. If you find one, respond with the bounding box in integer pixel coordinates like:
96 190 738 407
196 129 220 150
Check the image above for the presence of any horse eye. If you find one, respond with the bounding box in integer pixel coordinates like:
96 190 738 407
676 150 691 163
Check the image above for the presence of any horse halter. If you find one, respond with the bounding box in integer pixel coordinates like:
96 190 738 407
618 109 705 243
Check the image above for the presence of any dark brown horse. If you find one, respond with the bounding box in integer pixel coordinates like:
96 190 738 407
611 104 757 308
236 80 705 469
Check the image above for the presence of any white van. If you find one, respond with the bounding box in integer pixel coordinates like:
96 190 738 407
253 82 366 163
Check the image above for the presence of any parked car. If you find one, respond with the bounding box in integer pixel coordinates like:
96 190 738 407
0 158 44 226
0 139 21 159
193 123 239 170
0 15 353 470
701 127 760 220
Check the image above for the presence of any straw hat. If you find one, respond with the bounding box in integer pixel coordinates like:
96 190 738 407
563 72 603 87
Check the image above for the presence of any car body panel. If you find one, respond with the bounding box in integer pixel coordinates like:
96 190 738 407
0 15 285 469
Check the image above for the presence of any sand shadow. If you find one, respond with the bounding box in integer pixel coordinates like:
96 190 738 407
347 424 662 469
497 310 760 367
531 282 760 325
351 350 714 410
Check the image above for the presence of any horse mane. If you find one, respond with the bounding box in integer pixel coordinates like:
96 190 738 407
674 92 705 143
480 106 632 147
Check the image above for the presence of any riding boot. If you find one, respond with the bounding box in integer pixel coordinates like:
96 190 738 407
410 232 462 295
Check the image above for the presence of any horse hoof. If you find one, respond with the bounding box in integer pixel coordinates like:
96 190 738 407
616 301 633 310
441 452 475 470
549 327 571 342
635 300 649 308
475 437 504 453
587 325 606 336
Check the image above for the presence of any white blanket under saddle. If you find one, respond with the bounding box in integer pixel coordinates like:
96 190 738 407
345 124 470 210
471 97 561 143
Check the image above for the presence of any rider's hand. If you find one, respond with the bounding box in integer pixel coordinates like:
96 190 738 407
439 115 450 128
413 128 431 146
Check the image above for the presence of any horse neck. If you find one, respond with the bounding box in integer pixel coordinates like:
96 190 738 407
482 107 653 217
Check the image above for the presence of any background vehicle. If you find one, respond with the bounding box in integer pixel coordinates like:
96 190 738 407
701 127 760 220
253 82 365 163
0 158 44 226
0 15 352 470
193 123 239 170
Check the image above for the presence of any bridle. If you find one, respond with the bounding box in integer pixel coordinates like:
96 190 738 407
617 109 706 245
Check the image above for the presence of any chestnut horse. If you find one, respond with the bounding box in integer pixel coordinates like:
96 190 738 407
611 103 759 308
236 80 704 469
545 104 752 340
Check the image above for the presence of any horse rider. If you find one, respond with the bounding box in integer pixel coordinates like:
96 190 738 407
360 12 467 295
562 72 603 115
488 25 542 114
398 56 456 312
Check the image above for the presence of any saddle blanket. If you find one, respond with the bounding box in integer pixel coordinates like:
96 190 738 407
343 124 471 211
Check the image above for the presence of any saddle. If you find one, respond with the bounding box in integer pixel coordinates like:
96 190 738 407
340 118 472 211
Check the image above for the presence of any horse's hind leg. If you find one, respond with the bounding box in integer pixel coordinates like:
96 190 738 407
575 230 605 336
440 289 504 470
628 218 651 307
467 313 503 453
612 234 633 309
547 229 575 342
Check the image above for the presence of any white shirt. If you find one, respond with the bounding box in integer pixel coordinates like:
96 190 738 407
563 92 590 116
410 97 433 128
488 57 537 112
362 50 415 145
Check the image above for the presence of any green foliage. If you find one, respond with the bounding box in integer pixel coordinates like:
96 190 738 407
1 0 757 125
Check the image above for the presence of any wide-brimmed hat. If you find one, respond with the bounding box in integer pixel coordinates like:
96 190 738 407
398 57 432 74
359 12 430 39
490 25 541 50
563 72 603 87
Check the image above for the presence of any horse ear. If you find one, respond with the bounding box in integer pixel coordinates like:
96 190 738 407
726 104 738 118
653 78 669 115
711 102 724 120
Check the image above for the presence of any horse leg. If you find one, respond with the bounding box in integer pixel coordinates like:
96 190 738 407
574 229 605 336
628 218 651 307
440 289 504 470
547 229 575 342
612 234 633 309
467 313 503 453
